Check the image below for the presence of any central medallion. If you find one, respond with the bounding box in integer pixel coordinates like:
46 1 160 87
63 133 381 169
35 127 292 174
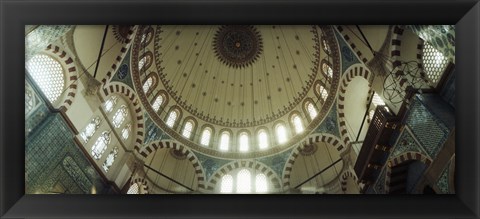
213 25 263 69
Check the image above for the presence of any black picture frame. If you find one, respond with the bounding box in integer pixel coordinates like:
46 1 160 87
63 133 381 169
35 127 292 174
1 0 479 218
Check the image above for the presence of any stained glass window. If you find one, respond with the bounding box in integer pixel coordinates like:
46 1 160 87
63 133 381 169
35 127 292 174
91 131 111 160
102 146 119 172
104 96 118 113
121 123 131 140
112 105 128 128
80 116 102 143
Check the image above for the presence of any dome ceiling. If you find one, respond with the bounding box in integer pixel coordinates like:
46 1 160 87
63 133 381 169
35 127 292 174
154 25 321 127
131 25 341 158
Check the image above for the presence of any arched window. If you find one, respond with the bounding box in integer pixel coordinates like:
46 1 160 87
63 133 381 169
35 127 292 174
143 76 153 94
276 124 288 144
166 110 178 127
152 95 163 112
321 38 331 55
127 183 140 194
219 132 230 151
239 133 249 152
112 105 128 128
372 92 385 107
236 169 251 193
306 102 318 119
220 174 233 194
316 84 328 101
200 129 211 146
292 114 304 134
255 173 268 193
104 96 118 113
26 54 65 103
218 168 271 194
258 130 269 150
422 42 449 85
121 123 131 140
80 116 102 143
322 62 333 79
91 131 111 160
102 146 119 172
140 28 153 45
182 120 194 139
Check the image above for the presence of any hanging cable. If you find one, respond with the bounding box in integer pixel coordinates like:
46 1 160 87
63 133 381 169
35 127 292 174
93 25 109 79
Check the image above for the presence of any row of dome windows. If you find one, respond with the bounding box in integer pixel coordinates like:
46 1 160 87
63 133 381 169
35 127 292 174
137 83 325 152
137 47 333 152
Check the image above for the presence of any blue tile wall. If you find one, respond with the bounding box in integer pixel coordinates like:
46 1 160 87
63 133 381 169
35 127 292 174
110 49 134 89
334 29 360 74
373 167 386 194
436 160 452 194
26 83 109 194
26 113 109 194
257 148 294 178
143 113 171 144
193 152 232 181
405 95 452 159
390 127 428 158
314 101 340 138
26 25 73 61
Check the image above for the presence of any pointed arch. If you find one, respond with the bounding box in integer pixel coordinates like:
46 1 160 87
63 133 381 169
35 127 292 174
100 82 145 154
336 64 374 152
40 44 80 111
139 139 206 190
384 151 433 194
282 133 347 190
206 160 282 192
340 169 360 193
129 177 149 194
